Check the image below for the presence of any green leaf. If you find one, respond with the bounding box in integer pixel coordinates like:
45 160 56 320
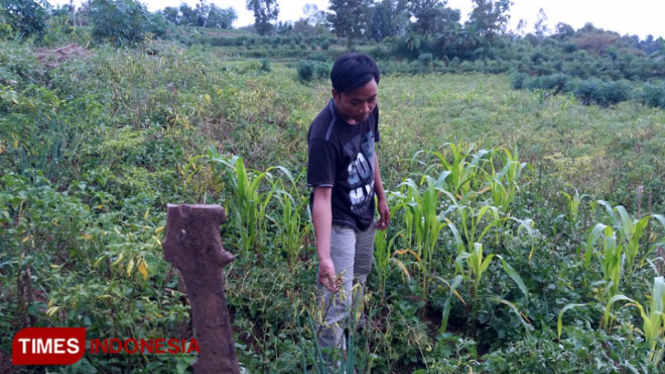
586 223 607 268
498 255 529 300
557 303 586 340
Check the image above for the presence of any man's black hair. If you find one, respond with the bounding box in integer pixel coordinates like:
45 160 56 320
330 53 380 94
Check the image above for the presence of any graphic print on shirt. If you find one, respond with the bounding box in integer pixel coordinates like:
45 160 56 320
344 131 375 215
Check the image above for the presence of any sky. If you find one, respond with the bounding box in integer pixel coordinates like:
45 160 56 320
49 0 663 40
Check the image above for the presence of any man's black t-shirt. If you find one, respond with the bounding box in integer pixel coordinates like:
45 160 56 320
307 99 380 232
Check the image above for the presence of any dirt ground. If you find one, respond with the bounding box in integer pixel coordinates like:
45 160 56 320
35 43 93 68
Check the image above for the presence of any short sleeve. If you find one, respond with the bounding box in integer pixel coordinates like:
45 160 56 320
307 138 336 187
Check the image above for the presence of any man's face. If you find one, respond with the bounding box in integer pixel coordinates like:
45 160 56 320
332 78 378 125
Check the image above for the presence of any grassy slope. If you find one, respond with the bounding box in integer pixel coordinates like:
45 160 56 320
2 41 665 372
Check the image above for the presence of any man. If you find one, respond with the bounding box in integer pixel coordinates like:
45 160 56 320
307 53 390 363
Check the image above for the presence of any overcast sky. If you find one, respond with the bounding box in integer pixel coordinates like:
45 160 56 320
50 0 663 40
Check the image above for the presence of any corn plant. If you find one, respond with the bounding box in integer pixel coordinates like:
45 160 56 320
373 229 411 302
434 274 465 334
447 203 502 258
561 188 588 227
488 148 530 215
557 303 586 340
604 276 665 365
411 142 492 204
455 243 529 323
595 200 664 280
586 223 622 296
392 172 453 294
268 168 310 273
207 148 275 253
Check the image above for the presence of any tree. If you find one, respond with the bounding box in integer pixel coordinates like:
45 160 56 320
369 0 410 41
409 0 460 37
554 22 574 38
328 0 370 48
162 6 179 24
467 0 512 41
302 3 325 26
0 0 48 38
246 0 279 36
179 2 196 26
89 0 151 46
533 7 548 39
87 0 167 44
194 0 209 27
207 4 236 29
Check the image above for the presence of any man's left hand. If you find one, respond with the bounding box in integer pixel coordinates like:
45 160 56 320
376 198 390 231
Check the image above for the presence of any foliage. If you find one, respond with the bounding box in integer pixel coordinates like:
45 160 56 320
88 0 156 46
467 0 512 40
327 0 371 48
296 59 328 82
246 0 279 36
641 81 665 109
0 0 47 38
1 36 665 373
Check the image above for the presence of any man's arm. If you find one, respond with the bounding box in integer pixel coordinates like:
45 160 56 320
311 186 338 291
374 154 390 231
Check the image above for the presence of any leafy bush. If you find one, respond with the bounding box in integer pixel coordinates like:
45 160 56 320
524 73 570 94
567 79 632 107
259 58 271 73
89 0 164 46
418 53 433 67
510 72 527 90
296 60 328 82
0 0 47 39
296 60 313 81
640 81 665 108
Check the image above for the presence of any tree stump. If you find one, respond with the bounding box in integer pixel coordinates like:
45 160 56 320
162 204 240 374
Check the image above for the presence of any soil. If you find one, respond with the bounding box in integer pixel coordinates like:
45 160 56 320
35 44 93 68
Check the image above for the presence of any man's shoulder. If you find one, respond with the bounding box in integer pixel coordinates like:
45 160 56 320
309 100 335 140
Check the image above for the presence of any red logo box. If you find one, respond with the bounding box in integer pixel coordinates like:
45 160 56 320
12 328 86 365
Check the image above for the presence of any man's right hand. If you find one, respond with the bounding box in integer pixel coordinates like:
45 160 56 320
318 257 339 292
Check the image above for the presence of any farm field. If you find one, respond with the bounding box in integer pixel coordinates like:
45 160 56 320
2 39 665 373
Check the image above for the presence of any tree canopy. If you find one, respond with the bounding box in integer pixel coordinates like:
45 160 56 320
246 0 279 36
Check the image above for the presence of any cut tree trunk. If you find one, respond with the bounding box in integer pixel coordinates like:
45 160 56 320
162 204 240 374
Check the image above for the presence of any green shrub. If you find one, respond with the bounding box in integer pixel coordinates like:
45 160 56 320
296 60 313 81
259 58 271 73
418 53 433 67
449 56 460 69
296 60 328 82
562 42 578 53
568 79 632 107
640 81 665 108
320 39 329 50
0 0 47 39
89 0 152 46
510 72 528 90
524 73 570 94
